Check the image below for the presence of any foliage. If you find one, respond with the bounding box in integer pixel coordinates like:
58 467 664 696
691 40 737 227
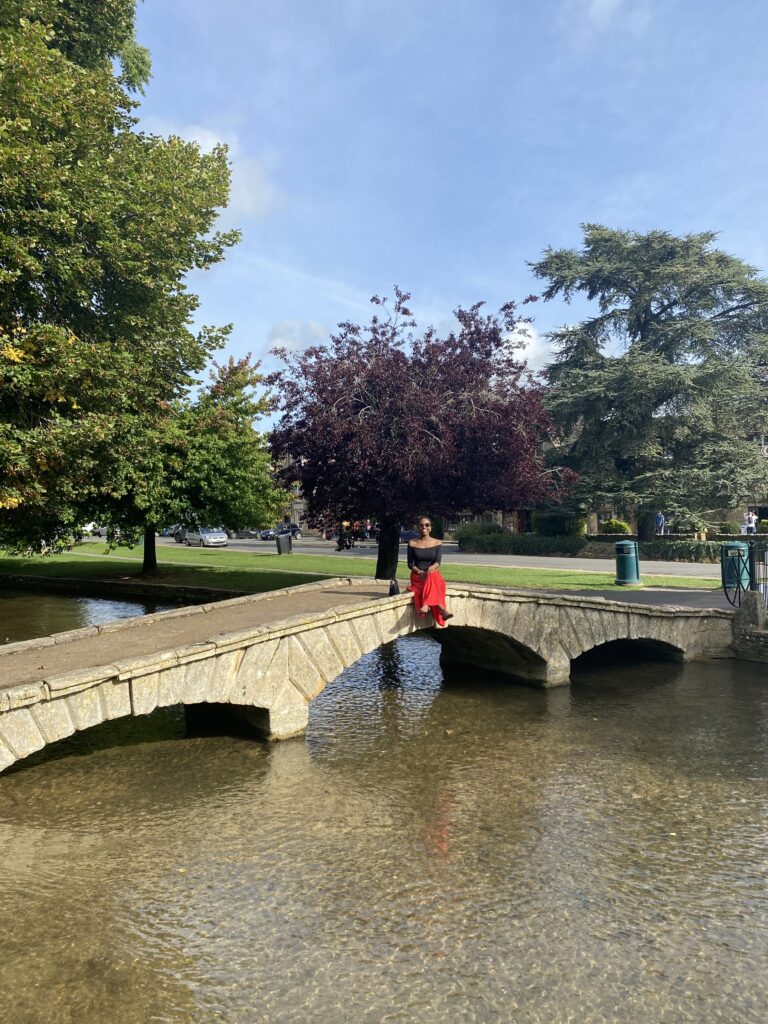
638 540 722 563
600 518 631 535
532 511 587 536
718 521 740 535
269 289 573 577
456 523 586 555
0 5 245 560
759 520 768 533
531 225 768 539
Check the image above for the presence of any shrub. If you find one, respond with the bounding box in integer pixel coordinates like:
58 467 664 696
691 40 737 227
600 518 631 535
532 512 588 537
759 520 768 533
456 523 586 556
638 540 722 563
718 522 740 534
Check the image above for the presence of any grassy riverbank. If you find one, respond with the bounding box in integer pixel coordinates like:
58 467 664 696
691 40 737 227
0 544 720 593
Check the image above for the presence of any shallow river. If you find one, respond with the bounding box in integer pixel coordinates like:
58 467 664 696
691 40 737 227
0 634 766 1023
0 587 179 644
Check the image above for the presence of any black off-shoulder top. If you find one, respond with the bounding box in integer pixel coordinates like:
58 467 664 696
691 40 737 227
407 543 443 572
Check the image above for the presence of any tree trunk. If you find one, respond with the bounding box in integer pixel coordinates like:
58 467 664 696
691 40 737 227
636 509 656 542
142 524 158 574
375 514 400 580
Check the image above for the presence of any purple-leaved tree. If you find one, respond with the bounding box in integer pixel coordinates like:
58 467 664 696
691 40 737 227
268 289 572 579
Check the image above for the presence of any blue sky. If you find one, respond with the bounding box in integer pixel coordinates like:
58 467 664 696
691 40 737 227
134 0 768 373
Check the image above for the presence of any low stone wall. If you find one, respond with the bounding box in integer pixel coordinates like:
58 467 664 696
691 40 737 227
732 591 768 664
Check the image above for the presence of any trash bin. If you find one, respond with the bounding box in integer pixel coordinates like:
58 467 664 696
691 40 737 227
275 533 292 555
720 541 749 591
614 539 641 585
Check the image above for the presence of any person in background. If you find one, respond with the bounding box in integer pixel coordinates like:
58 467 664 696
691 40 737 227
745 509 758 534
406 516 453 628
655 511 665 535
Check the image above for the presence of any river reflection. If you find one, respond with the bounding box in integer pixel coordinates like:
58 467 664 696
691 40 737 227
0 587 178 644
0 636 766 1023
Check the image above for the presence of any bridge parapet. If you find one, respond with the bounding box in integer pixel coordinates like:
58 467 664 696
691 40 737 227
0 582 735 774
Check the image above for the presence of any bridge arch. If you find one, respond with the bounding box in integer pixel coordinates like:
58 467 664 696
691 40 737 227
0 583 735 773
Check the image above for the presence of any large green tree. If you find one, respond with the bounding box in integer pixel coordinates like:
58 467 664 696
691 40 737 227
531 225 768 537
0 4 248 558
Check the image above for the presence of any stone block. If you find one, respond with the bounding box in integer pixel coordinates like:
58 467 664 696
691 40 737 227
231 637 288 707
45 665 118 697
65 687 104 732
4 683 46 709
347 616 381 660
296 628 345 684
0 738 16 772
30 698 75 745
98 680 132 720
155 665 187 708
327 619 363 665
174 641 217 666
52 626 99 644
0 707 46 759
263 701 309 740
131 671 160 716
114 650 178 681
285 635 322 699
203 649 244 703
480 597 517 634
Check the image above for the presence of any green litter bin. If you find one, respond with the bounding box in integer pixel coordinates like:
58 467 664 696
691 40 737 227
615 539 641 585
275 533 292 555
720 541 749 590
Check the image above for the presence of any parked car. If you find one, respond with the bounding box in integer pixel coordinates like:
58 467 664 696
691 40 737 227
186 527 228 548
277 524 302 540
174 527 188 544
260 528 276 541
160 524 181 537
399 529 419 542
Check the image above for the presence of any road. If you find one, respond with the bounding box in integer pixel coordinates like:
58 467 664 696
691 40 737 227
157 534 721 580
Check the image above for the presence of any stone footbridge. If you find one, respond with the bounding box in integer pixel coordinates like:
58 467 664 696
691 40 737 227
0 578 735 773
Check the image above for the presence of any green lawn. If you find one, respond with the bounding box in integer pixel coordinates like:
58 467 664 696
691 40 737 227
0 542 720 593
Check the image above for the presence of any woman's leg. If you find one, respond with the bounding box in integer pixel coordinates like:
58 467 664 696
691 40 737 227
421 571 452 623
407 571 428 615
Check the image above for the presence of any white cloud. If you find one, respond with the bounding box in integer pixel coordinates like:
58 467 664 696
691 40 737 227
509 323 554 373
138 117 280 220
559 0 651 45
268 319 328 353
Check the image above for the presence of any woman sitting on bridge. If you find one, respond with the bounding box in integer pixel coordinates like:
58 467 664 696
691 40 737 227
407 517 453 628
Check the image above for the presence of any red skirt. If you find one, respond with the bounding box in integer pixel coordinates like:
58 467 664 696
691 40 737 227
407 569 448 627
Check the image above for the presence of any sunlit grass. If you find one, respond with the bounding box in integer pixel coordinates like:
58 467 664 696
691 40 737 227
0 542 720 593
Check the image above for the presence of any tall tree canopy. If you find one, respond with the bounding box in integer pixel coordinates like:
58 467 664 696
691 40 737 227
531 225 768 536
0 2 258 558
269 289 570 577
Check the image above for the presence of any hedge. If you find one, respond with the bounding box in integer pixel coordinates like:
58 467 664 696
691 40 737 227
456 525 586 556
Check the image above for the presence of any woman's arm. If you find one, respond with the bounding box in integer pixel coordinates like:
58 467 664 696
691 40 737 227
407 543 416 571
427 543 443 572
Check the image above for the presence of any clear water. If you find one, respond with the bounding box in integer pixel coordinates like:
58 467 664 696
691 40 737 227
0 636 765 1023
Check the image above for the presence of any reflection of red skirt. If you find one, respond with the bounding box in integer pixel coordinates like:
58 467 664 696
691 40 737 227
408 569 448 627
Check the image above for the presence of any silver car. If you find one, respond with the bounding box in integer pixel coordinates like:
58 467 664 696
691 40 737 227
185 527 228 548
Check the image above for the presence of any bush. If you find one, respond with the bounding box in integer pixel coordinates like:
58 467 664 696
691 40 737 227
532 512 588 537
456 523 586 556
638 540 722 563
759 520 768 533
600 518 631 535
718 522 740 534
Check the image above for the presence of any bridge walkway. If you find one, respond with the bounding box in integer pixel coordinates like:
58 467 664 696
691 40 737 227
0 579 389 691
